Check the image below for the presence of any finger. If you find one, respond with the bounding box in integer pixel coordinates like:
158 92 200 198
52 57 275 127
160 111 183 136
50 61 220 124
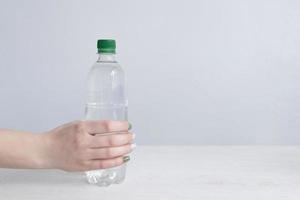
88 132 134 148
88 144 135 159
87 156 125 170
85 120 129 134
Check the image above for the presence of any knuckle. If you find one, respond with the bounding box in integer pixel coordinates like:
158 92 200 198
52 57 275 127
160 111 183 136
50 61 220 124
98 161 106 169
101 120 109 132
75 121 86 133
104 148 114 158
106 120 115 132
108 136 117 146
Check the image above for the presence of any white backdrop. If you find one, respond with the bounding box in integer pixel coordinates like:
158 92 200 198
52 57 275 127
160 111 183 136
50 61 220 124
0 0 299 144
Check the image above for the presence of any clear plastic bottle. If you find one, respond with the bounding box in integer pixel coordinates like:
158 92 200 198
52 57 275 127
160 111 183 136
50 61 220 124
85 39 128 186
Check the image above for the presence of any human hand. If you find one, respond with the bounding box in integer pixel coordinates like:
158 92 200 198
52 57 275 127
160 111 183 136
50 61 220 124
40 120 135 172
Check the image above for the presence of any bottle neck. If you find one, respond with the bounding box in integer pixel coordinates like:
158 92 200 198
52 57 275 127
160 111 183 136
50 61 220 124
97 53 117 62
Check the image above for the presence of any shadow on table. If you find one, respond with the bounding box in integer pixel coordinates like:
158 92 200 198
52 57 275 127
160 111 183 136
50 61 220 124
0 169 86 186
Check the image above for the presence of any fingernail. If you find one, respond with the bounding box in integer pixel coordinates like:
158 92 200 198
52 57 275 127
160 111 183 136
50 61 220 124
128 122 132 130
131 143 137 149
123 156 130 163
132 133 136 140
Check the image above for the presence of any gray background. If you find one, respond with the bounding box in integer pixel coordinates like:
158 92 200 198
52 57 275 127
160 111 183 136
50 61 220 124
0 0 299 144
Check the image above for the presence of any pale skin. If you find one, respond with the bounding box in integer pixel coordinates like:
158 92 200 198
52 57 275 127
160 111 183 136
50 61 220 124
0 120 135 172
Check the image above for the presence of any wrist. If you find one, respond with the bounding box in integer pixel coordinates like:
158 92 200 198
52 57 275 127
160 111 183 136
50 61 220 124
34 132 54 169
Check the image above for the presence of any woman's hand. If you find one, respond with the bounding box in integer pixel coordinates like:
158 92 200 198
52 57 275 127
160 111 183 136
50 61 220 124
41 120 135 172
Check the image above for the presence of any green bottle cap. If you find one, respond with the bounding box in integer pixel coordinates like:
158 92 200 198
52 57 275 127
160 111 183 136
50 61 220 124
97 39 116 53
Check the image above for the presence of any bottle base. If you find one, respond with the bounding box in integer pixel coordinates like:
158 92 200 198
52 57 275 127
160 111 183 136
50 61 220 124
85 164 126 187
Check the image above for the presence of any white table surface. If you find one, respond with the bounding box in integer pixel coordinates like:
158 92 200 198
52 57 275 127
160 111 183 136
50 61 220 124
0 146 299 200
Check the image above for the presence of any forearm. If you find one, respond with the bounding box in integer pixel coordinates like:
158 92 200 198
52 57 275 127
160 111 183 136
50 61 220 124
0 129 49 169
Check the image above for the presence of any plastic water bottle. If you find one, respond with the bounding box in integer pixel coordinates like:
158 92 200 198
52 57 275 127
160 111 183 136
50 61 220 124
84 39 128 186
